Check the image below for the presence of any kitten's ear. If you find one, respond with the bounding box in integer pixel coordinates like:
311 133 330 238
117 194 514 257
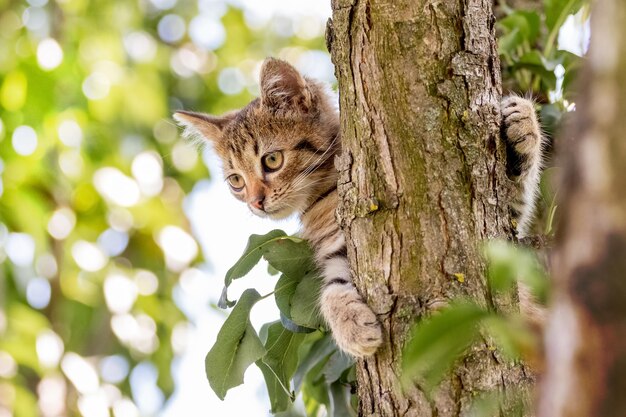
260 58 313 113
173 110 237 143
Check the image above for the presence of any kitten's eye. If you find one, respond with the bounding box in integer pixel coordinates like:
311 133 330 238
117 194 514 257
262 151 284 172
227 174 245 191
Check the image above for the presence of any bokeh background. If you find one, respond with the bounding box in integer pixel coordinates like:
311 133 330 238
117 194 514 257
0 0 334 415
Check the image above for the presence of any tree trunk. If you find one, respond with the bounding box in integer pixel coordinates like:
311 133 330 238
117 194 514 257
328 0 532 416
538 1 626 416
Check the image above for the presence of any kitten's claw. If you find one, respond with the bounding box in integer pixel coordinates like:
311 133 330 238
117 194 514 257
501 96 541 155
337 302 382 357
322 290 383 357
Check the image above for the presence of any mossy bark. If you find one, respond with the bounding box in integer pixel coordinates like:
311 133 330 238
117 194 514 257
538 1 626 416
328 0 532 415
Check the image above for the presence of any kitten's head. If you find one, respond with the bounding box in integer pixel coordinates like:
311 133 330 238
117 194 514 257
174 58 339 219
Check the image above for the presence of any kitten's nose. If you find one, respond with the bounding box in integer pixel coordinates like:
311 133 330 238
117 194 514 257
251 196 265 211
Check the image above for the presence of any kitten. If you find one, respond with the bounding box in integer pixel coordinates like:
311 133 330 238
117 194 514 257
174 58 544 357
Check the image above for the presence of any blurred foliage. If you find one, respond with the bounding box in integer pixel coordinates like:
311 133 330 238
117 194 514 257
0 0 328 415
498 0 587 104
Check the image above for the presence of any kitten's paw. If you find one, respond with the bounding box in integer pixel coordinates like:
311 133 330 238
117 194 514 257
321 289 383 357
501 96 541 155
333 301 383 357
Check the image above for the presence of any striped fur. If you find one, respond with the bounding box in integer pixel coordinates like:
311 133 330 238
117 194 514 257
501 96 545 237
174 58 545 357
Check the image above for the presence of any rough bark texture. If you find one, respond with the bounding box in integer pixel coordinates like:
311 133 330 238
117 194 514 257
328 0 532 416
538 1 626 416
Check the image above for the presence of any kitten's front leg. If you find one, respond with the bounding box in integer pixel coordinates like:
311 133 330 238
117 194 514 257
502 96 547 327
320 256 383 357
501 96 544 237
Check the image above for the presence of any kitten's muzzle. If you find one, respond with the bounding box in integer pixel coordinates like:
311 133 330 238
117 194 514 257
250 196 265 211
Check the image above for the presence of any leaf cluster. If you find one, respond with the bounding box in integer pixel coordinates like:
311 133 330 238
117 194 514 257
205 230 357 415
498 0 586 102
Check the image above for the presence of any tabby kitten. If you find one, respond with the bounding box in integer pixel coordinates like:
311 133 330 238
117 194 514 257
174 58 544 357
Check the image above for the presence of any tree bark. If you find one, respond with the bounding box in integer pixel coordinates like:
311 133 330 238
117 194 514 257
538 1 626 416
328 0 532 416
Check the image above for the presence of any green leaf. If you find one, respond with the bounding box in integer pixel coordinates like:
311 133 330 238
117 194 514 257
205 289 266 400
290 272 323 329
219 229 315 308
544 0 585 57
262 235 315 278
539 167 560 236
498 27 523 55
275 268 323 329
323 351 355 384
541 186 558 235
258 321 310 412
294 352 330 415
328 381 357 417
302 377 330 417
225 229 287 286
268 263 280 276
558 50 583 98
484 240 549 303
402 302 491 391
218 286 236 309
545 0 583 32
293 334 337 392
257 360 293 413
513 51 558 89
275 273 300 319
483 315 539 361
518 50 560 71
545 203 559 236
499 11 540 45
539 104 563 139
259 321 306 413
280 312 317 334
